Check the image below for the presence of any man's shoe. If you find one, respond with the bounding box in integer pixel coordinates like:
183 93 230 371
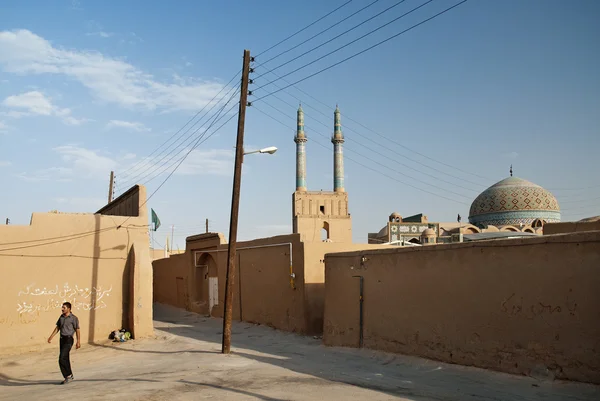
60 375 73 385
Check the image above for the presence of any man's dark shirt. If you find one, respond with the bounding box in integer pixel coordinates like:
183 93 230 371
56 313 80 337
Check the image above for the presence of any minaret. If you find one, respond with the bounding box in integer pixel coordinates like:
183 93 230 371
332 105 345 192
294 104 307 192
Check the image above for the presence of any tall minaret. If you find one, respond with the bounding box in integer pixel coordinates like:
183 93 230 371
332 105 345 192
294 104 307 192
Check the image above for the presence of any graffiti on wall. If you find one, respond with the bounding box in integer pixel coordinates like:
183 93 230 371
16 283 113 315
500 292 578 319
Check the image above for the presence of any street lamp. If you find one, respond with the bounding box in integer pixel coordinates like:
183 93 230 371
243 146 278 155
222 143 277 354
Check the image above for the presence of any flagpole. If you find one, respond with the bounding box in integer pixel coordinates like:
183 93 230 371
151 222 154 258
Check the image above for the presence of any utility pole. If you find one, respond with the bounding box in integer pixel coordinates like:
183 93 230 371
171 225 175 255
5 218 9 225
108 171 115 203
206 218 209 234
222 49 252 354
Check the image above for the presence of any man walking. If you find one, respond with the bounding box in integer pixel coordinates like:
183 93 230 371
48 302 81 384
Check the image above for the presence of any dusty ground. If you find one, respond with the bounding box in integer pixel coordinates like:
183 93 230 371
1 304 599 401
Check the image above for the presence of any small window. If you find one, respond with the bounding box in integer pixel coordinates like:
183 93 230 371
319 205 325 214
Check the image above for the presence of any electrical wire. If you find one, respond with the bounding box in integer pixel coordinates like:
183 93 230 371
255 0 381 68
253 0 469 102
254 0 412 81
119 83 240 188
119 84 241 188
265 90 484 191
1 87 239 251
261 98 472 199
140 87 240 187
258 69 491 182
0 225 147 252
253 104 469 205
116 100 240 230
254 0 354 58
117 70 241 185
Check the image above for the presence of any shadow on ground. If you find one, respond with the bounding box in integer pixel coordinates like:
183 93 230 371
0 373 288 401
148 303 600 401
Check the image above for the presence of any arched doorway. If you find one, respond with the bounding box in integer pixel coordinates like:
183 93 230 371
195 252 218 316
321 221 330 241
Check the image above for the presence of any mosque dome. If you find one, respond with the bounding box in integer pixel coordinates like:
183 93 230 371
468 176 560 228
421 228 436 237
389 212 402 222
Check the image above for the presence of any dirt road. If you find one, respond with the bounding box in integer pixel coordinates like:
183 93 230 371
1 303 598 400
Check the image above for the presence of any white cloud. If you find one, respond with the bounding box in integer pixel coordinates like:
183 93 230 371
16 166 73 182
86 32 114 38
70 0 82 10
0 160 11 167
1 110 29 119
15 145 116 182
106 120 150 132
0 29 226 112
176 148 233 176
123 152 136 160
504 151 519 159
0 120 8 132
53 145 117 179
2 91 87 125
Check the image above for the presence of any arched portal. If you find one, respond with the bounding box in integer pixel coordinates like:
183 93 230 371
195 252 219 316
321 221 330 241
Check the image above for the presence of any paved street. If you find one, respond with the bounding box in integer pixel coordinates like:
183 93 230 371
1 303 598 401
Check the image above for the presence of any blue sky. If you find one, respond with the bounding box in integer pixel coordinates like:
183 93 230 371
1 0 599 247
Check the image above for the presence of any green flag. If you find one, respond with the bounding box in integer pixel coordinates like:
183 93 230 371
151 208 161 231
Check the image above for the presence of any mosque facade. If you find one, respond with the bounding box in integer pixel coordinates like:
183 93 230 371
369 168 561 246
292 105 352 243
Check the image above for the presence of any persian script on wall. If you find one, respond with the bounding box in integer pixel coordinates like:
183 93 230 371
16 282 113 315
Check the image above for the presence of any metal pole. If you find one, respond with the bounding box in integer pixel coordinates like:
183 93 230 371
222 49 251 354
353 275 364 348
206 218 209 234
108 171 114 203
171 225 175 255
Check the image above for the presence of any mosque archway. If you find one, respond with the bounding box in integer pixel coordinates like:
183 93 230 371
321 221 330 241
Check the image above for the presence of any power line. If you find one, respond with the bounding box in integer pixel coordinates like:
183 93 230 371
116 100 241 231
548 184 600 191
122 1 355 187
254 0 411 81
119 84 241 189
254 0 355 58
558 195 600 205
260 68 490 183
253 104 469 205
119 83 240 189
117 70 241 185
261 98 472 199
140 88 241 187
255 0 382 68
264 89 484 192
0 226 115 247
0 225 147 252
253 0 469 102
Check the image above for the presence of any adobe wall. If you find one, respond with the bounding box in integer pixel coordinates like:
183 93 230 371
153 252 190 309
0 185 153 353
323 232 600 384
303 242 395 335
153 233 309 333
544 221 600 235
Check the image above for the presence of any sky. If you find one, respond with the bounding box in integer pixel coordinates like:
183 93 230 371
1 0 599 248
